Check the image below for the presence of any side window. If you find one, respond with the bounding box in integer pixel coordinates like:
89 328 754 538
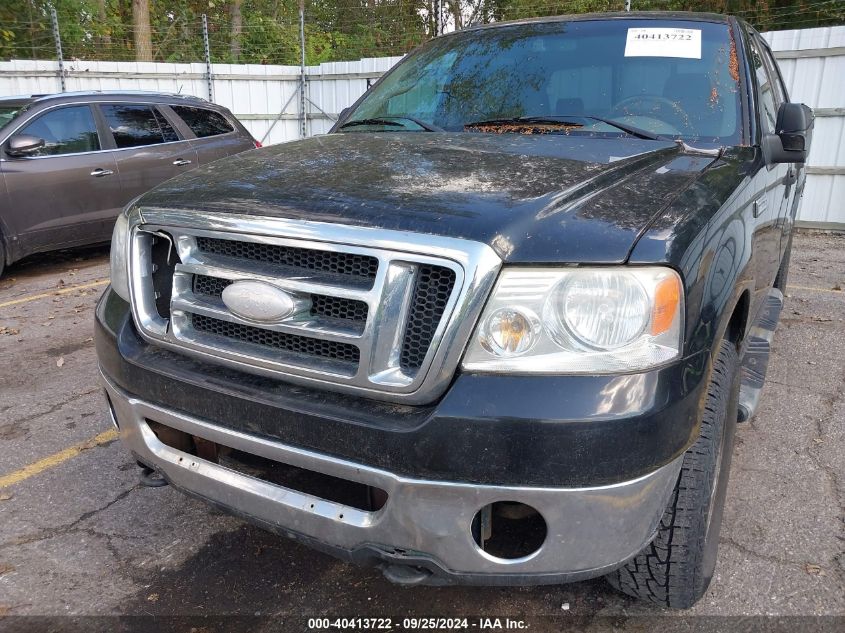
760 41 788 106
17 105 100 156
171 106 235 138
101 104 177 149
748 37 779 134
153 108 180 143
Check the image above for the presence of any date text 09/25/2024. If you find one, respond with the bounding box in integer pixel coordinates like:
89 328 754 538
307 618 529 630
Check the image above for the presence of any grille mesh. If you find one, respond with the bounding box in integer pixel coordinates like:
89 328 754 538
310 294 369 322
192 275 368 323
196 237 378 285
191 313 360 364
400 265 457 374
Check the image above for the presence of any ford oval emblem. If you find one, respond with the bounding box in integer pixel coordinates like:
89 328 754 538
221 280 296 323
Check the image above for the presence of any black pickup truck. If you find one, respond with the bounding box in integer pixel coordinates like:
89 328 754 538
96 12 813 608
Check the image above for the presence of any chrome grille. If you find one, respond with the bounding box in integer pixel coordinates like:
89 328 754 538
193 274 369 326
195 236 378 287
127 209 501 404
191 313 360 366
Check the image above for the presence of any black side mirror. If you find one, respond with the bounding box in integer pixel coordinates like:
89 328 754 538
762 103 814 165
6 134 45 157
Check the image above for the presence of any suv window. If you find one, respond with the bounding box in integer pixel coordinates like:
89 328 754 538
748 37 779 135
171 106 235 138
101 104 181 149
153 108 180 143
17 105 100 156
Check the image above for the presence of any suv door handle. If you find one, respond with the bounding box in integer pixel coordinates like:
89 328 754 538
172 158 192 166
90 168 114 177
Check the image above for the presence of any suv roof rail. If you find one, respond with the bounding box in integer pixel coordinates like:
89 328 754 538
27 90 208 103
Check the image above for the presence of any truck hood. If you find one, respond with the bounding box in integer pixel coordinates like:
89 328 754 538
143 132 719 263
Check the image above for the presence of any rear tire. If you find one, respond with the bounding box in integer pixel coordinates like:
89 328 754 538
606 339 741 608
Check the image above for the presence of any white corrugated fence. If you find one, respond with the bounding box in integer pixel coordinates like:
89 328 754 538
764 26 845 228
1 25 843 227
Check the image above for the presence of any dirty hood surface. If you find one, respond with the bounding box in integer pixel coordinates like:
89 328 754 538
142 132 718 263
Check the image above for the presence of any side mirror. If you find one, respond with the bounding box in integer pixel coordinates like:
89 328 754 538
6 134 45 157
762 103 814 165
339 107 351 121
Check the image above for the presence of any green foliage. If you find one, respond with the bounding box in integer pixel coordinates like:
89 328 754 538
0 0 842 64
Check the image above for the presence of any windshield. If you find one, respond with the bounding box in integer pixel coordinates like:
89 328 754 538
0 105 25 131
343 19 742 144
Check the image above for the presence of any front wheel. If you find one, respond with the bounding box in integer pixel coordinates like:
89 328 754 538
606 339 741 608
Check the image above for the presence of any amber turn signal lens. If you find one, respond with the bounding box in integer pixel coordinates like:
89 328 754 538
651 275 681 335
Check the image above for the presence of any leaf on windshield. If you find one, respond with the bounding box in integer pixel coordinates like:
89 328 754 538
464 122 582 135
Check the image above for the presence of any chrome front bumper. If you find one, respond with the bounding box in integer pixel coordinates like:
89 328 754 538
102 371 682 583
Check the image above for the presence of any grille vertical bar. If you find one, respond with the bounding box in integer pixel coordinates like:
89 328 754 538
400 265 457 374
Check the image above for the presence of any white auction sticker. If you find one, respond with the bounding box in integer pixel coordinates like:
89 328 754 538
624 28 702 59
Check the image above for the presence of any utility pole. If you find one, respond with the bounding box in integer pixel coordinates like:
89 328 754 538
626 0 632 11
50 5 65 92
299 0 307 139
202 14 214 102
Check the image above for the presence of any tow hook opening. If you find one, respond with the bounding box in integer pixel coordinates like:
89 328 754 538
145 419 388 512
471 501 547 560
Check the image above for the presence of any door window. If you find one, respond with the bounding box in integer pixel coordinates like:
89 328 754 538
171 106 235 137
748 37 779 134
153 108 180 143
101 104 180 149
17 105 100 156
759 39 788 106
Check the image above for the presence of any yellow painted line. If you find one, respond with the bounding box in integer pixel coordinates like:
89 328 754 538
0 429 118 490
786 284 843 295
0 278 109 309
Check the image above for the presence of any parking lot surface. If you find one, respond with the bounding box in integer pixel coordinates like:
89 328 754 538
0 234 843 631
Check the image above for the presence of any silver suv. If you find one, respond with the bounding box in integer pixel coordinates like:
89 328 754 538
0 91 258 277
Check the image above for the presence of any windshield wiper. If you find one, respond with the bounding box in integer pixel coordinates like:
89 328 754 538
465 116 584 129
464 115 666 141
338 116 443 132
574 115 666 141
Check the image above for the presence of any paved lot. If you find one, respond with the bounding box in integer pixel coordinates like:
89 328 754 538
0 234 843 631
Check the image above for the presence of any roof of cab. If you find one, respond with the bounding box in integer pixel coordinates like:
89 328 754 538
447 10 734 35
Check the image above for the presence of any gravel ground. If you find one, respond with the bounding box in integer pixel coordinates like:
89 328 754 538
0 233 842 632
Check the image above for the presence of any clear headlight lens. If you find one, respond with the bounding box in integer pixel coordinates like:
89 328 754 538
109 211 131 301
462 267 683 373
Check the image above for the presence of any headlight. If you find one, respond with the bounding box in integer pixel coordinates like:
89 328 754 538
462 267 683 373
109 210 131 301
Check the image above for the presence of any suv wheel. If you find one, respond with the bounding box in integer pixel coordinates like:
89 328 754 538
606 339 741 608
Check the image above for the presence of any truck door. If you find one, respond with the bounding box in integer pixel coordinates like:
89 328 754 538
759 38 800 258
748 36 789 290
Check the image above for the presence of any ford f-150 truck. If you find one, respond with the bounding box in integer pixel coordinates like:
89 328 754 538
96 12 813 608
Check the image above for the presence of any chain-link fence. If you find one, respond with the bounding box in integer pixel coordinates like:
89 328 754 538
2 1 844 67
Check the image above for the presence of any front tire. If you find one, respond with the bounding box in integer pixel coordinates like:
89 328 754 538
606 339 741 608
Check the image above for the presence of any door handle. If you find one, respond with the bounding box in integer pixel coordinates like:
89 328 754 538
172 158 192 166
90 168 114 177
